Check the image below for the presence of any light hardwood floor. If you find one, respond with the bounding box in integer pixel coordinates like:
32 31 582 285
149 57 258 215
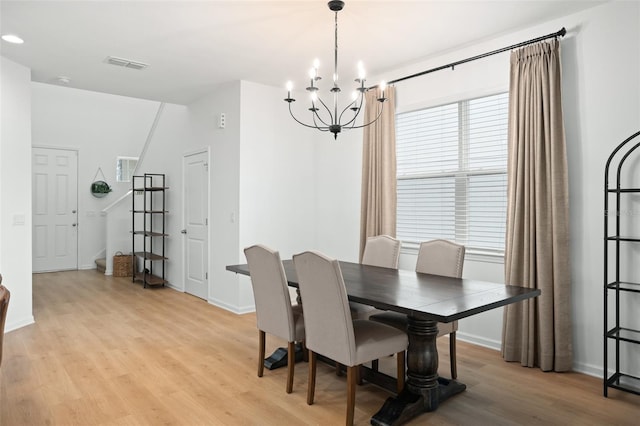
1 270 638 425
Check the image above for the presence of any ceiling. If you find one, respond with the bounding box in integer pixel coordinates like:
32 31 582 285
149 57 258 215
1 0 605 105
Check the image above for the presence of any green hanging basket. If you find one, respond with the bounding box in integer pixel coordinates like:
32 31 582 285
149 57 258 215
90 180 112 198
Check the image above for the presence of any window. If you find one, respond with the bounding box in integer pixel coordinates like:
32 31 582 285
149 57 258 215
396 92 508 254
116 156 138 183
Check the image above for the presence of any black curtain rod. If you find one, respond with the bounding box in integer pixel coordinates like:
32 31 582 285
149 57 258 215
370 27 566 89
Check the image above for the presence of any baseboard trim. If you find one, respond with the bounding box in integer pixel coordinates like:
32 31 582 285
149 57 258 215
571 361 602 378
457 331 501 351
458 332 602 377
79 264 98 271
166 282 182 292
5 316 35 333
208 297 255 315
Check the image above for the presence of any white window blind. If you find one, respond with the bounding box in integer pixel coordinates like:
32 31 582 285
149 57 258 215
396 92 508 254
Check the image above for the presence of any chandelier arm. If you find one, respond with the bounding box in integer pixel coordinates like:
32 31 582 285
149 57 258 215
313 96 335 126
288 103 329 130
310 106 331 128
338 94 365 127
337 105 356 126
311 111 327 129
339 106 360 129
342 109 363 129
349 101 386 130
337 94 361 123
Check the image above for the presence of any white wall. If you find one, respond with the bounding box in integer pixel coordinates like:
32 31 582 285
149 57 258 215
238 81 318 255
31 83 191 288
238 81 319 309
188 82 243 310
560 1 640 378
133 103 192 289
31 83 160 269
314 127 363 261
0 57 34 331
187 81 319 313
314 1 640 375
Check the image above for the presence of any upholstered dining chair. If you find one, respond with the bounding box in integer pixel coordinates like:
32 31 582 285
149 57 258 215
362 235 401 269
293 251 408 426
0 274 10 368
350 235 401 320
244 245 305 394
370 239 465 379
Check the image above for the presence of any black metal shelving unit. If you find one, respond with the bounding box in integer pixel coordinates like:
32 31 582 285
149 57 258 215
132 173 168 288
604 130 640 397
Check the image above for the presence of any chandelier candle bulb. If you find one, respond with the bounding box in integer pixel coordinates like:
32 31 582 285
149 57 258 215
379 81 387 100
310 92 319 112
286 82 292 99
358 61 366 79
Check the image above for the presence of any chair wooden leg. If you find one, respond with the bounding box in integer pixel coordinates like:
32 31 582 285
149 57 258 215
307 350 316 405
302 340 308 362
336 361 342 376
258 330 265 377
396 351 405 394
346 366 357 426
286 341 295 393
450 331 457 380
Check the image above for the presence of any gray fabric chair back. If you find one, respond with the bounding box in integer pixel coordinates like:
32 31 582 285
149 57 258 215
362 235 400 269
293 251 356 366
244 245 298 342
416 239 465 278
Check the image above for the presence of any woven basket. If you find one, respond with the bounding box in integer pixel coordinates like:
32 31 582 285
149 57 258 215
113 252 133 277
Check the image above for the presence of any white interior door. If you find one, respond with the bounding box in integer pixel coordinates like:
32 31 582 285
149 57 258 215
32 147 79 272
183 150 209 300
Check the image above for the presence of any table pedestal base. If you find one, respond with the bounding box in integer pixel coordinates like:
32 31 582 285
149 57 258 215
371 315 465 425
371 377 466 425
264 343 304 370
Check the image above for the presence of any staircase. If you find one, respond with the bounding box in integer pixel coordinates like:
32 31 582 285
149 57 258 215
95 258 106 273
100 102 164 276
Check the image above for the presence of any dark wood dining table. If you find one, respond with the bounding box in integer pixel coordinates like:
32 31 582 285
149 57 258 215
226 259 540 426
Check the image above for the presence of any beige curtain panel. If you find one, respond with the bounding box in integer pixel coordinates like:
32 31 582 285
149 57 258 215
360 86 397 260
502 39 573 372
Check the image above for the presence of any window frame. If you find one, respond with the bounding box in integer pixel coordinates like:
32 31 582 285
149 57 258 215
395 90 509 259
116 156 139 183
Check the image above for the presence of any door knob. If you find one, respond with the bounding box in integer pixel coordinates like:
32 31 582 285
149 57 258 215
72 223 77 227
181 229 187 234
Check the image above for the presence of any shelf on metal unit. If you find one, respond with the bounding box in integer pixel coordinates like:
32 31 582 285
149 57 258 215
606 373 640 396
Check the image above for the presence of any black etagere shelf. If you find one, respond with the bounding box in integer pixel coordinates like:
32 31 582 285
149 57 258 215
132 173 168 288
604 130 640 397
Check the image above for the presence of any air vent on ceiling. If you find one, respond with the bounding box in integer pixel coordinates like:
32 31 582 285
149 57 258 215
104 56 148 70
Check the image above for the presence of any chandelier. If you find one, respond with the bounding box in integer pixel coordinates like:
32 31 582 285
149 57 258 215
284 0 387 139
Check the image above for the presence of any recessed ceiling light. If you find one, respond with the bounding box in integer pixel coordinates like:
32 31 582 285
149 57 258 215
2 34 24 44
